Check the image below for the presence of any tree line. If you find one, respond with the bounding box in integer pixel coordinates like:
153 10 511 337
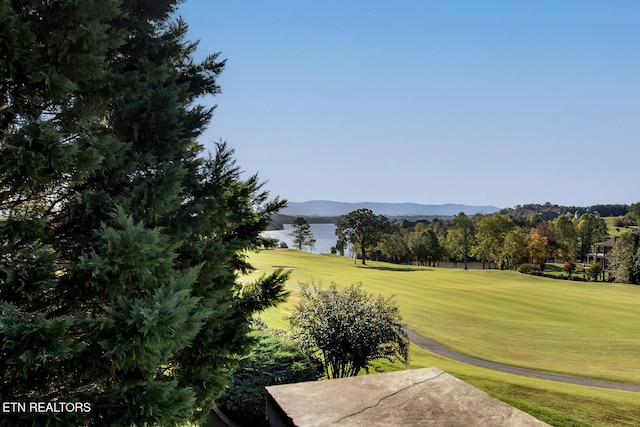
330 208 615 272
499 202 630 221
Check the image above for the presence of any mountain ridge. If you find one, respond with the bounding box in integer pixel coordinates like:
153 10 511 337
280 200 501 217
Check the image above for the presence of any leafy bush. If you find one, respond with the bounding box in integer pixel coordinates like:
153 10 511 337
289 282 409 379
564 261 577 278
518 263 537 274
586 263 603 281
614 217 627 227
217 329 322 427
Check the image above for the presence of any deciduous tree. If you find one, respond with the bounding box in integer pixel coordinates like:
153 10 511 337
335 208 391 265
408 223 441 266
552 215 579 261
473 214 515 269
577 214 608 261
623 202 640 226
447 212 474 269
377 226 410 264
528 227 552 265
502 228 529 270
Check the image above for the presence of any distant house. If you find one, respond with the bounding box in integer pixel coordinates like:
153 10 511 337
539 211 561 221
586 237 617 280
586 229 640 281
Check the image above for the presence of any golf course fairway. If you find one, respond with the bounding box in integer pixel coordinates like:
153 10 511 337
243 249 640 426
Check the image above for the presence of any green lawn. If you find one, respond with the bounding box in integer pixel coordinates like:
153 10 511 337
244 249 640 427
605 216 637 237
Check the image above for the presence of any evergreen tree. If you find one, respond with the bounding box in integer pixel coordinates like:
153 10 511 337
217 327 322 427
0 1 288 425
609 231 640 284
290 217 316 251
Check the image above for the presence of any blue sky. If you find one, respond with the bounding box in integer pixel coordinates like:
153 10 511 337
176 1 639 208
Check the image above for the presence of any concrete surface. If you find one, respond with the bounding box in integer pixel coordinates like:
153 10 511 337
266 367 550 426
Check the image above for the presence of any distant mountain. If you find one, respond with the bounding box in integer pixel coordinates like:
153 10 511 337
279 200 500 217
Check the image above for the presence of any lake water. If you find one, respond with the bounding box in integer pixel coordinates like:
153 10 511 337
262 223 340 254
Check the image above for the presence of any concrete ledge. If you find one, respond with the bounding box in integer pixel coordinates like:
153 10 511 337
266 367 549 426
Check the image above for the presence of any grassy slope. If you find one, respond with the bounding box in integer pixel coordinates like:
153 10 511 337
605 216 637 238
245 249 640 427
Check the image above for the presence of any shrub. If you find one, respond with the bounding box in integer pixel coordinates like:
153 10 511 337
614 217 627 227
217 329 322 427
586 263 603 281
518 263 537 274
564 261 577 279
289 282 409 379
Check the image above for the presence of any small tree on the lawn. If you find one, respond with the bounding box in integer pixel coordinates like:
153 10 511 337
564 260 577 279
290 216 316 251
586 262 603 281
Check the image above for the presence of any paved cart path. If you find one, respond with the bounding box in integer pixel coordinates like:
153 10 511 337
403 326 640 393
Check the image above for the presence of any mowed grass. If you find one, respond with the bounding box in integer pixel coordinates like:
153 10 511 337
404 344 640 427
243 249 640 427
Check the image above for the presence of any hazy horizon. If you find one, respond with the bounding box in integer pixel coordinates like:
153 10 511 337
281 199 626 210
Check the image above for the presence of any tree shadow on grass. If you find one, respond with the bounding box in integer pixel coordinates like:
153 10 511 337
355 265 433 272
